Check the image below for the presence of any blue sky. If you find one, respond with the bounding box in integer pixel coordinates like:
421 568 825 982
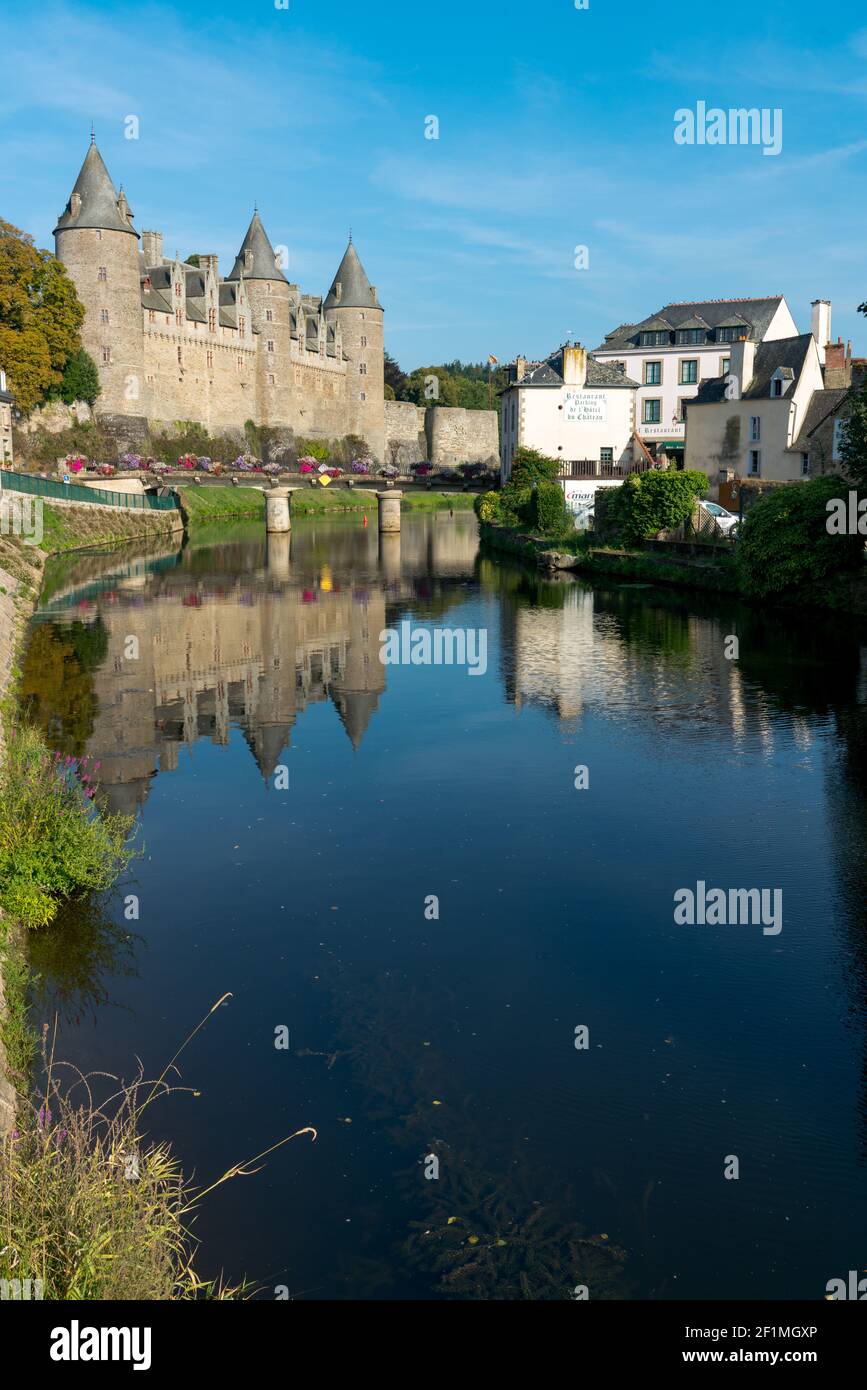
1 0 866 370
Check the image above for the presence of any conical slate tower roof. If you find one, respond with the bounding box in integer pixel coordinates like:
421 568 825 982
54 141 138 237
332 689 380 750
323 240 381 310
225 210 287 282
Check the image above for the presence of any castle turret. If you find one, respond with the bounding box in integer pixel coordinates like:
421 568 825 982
226 211 292 428
54 139 147 418
324 238 385 461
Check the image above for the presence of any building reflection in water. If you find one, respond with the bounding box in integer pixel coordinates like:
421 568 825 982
32 514 480 815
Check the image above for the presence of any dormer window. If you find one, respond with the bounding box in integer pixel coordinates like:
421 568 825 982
716 326 745 343
676 328 705 345
640 330 670 347
769 368 792 398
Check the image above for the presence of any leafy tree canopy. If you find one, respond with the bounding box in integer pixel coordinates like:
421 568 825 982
0 218 85 413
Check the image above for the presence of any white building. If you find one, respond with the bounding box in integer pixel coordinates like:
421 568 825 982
684 303 840 486
593 296 800 463
499 343 638 484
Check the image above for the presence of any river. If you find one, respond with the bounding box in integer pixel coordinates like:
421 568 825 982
20 512 867 1300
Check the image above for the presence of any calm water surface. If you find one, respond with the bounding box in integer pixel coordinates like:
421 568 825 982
22 513 867 1299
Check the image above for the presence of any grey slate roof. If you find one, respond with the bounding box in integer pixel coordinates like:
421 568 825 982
507 346 639 391
693 334 814 404
225 212 288 283
323 241 381 310
790 388 850 451
141 286 172 313
597 297 784 351
54 143 139 238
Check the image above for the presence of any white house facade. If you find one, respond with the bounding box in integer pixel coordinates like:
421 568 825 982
499 344 638 484
593 297 801 463
684 331 827 486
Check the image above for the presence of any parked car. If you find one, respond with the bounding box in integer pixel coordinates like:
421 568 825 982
700 500 739 536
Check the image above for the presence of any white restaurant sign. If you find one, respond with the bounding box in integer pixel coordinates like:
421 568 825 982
564 390 607 423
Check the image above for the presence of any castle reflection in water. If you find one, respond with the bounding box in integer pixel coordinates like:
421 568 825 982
33 517 480 815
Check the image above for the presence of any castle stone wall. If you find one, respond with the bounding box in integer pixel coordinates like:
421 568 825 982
426 406 500 470
57 225 148 418
384 399 426 468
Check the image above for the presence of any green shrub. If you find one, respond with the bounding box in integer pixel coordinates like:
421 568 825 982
599 468 707 546
736 475 865 597
474 490 502 523
526 479 568 535
0 727 135 929
509 446 560 487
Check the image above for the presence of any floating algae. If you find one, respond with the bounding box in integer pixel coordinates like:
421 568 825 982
305 958 634 1300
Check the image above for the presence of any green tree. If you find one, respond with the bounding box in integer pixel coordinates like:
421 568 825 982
0 218 85 412
839 299 867 488
56 348 101 406
383 350 407 398
736 475 865 597
599 469 707 546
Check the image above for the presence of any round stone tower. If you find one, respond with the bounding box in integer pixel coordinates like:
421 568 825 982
226 211 292 429
324 238 385 462
54 139 147 419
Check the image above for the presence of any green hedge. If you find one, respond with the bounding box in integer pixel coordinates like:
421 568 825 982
597 468 708 546
736 475 865 597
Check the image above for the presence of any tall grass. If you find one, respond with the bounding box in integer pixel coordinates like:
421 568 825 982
0 997 317 1299
0 727 135 930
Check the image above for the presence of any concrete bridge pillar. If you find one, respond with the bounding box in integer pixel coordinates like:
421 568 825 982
267 531 292 580
376 489 403 534
265 486 297 533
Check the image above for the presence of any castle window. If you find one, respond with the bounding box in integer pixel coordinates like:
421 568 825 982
208 309 216 331
268 374 275 385
359 362 367 375
96 229 102 240
175 282 182 298
360 336 367 347
98 266 107 281
207 350 213 368
177 346 182 366
239 316 246 335
267 340 274 353
176 309 183 327
100 309 109 324
360 391 366 401
237 356 244 370
101 346 111 365
148 310 155 324
266 309 273 322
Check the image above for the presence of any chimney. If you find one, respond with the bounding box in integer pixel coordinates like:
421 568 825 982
729 336 756 394
823 337 852 388
141 230 164 266
198 255 219 280
561 343 587 386
515 355 526 382
811 299 832 364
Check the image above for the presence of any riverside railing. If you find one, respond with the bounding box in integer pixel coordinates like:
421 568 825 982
0 469 179 511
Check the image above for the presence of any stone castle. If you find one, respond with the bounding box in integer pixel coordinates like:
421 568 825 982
52 139 500 470
54 137 389 458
